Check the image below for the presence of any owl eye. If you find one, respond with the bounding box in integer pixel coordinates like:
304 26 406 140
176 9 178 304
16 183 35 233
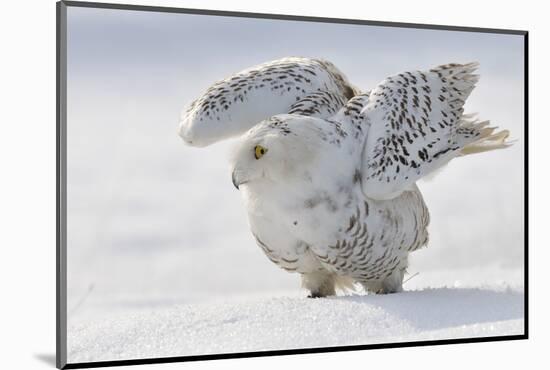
254 145 268 160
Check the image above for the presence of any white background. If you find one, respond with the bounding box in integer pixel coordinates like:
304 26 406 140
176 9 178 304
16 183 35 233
0 0 544 369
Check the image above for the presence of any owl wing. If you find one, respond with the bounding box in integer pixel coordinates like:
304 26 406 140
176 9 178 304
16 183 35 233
179 57 357 147
331 63 510 200
288 90 350 118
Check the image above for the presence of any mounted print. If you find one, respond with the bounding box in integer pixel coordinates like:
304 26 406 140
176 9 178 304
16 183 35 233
56 1 528 368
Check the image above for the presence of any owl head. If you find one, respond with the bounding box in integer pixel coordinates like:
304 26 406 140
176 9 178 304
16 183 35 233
230 114 354 191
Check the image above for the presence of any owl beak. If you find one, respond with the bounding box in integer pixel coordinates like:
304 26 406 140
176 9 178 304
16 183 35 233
231 169 248 190
232 170 240 190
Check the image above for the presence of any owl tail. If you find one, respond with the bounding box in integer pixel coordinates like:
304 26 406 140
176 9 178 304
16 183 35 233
459 118 512 156
421 119 511 183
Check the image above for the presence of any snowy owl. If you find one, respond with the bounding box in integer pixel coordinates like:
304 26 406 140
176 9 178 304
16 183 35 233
179 57 510 297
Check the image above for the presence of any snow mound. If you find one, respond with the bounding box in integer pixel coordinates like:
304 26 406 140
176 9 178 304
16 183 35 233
67 287 524 363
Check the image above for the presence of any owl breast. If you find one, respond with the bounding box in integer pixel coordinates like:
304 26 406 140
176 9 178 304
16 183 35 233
305 186 430 282
242 182 430 283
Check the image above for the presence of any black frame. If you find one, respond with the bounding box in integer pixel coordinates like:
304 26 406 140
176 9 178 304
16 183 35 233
56 1 529 368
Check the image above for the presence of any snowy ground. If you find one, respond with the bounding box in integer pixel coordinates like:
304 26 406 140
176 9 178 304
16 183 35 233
67 266 524 363
65 8 525 365
67 284 524 363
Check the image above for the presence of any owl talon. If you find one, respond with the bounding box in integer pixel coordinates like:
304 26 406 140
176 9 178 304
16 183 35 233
307 292 325 298
302 271 336 298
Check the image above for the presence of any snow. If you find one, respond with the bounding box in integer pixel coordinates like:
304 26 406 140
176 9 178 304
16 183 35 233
67 286 524 363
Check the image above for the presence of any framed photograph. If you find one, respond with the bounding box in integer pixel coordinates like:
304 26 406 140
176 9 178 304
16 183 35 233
57 1 528 368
